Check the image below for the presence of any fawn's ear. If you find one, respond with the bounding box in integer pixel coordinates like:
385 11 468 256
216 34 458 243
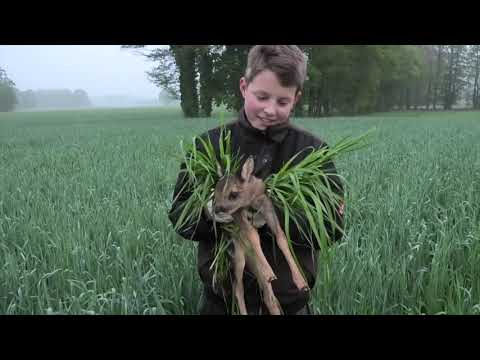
240 156 255 182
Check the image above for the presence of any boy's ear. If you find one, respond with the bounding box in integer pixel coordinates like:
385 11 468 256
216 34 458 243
294 91 302 106
239 77 247 98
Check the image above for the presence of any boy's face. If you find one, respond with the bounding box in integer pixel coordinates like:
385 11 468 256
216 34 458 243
240 69 301 131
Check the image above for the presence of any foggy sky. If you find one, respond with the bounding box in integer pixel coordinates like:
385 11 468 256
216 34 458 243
0 45 165 99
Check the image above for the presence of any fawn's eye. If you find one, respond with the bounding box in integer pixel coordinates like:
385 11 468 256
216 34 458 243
229 192 239 201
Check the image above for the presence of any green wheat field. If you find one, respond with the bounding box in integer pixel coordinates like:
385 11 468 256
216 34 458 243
1 107 479 315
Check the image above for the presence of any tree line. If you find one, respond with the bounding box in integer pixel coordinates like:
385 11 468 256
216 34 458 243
126 45 480 117
15 88 91 110
1 67 93 112
0 67 17 112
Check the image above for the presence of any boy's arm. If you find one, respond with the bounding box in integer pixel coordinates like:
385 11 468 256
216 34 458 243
168 133 221 243
168 161 217 242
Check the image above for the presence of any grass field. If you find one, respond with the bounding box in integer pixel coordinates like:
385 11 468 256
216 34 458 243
1 107 479 315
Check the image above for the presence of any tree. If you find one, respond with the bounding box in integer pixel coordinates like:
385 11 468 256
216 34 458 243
173 46 199 117
432 45 446 110
143 47 180 100
130 45 200 117
347 45 383 114
442 45 469 110
212 45 251 112
467 45 480 109
384 45 424 111
419 45 437 110
73 89 91 107
197 46 220 117
0 67 17 112
301 45 357 116
375 45 407 112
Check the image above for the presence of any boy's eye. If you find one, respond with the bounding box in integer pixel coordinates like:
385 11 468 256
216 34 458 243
229 192 239 201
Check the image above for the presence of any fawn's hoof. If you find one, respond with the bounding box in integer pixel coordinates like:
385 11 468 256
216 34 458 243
292 276 309 291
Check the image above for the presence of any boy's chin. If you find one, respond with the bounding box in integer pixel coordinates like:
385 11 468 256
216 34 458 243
253 118 285 130
249 120 267 131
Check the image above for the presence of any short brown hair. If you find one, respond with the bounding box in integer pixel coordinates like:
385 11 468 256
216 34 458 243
244 45 307 93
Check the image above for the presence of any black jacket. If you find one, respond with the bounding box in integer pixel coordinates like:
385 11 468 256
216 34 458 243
168 108 344 314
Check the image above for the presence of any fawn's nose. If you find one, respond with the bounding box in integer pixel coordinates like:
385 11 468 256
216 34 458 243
215 205 227 214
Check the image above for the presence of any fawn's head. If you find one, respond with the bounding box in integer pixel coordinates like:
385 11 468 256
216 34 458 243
213 156 264 216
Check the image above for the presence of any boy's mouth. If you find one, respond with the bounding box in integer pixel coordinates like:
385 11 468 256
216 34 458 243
259 117 277 125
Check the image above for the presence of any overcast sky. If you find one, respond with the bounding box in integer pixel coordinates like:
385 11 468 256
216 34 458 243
0 45 165 98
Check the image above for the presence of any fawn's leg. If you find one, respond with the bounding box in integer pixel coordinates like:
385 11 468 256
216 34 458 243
255 195 309 292
233 211 277 283
232 239 248 315
245 254 283 315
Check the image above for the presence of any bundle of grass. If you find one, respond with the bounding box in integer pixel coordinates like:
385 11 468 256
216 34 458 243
265 133 371 255
173 124 371 308
172 126 243 289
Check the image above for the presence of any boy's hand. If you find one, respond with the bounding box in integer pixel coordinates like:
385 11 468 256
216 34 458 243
204 200 234 223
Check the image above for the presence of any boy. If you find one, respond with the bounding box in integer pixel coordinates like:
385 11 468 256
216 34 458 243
168 45 345 315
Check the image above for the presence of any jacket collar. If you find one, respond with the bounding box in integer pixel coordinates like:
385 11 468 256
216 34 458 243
237 108 290 143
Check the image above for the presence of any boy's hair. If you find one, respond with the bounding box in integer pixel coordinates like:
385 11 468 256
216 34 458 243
244 45 308 93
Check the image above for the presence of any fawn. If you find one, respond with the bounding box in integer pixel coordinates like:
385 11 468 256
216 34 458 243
213 156 309 315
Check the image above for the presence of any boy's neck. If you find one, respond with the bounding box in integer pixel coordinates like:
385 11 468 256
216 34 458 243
239 108 290 143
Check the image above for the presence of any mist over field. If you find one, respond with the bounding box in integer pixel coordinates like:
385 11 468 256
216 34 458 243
0 45 175 110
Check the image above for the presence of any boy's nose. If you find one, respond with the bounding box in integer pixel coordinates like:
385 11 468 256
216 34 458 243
263 100 276 115
264 105 275 116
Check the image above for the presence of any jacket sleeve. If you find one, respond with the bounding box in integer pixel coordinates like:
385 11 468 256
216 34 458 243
167 139 217 243
271 142 345 250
